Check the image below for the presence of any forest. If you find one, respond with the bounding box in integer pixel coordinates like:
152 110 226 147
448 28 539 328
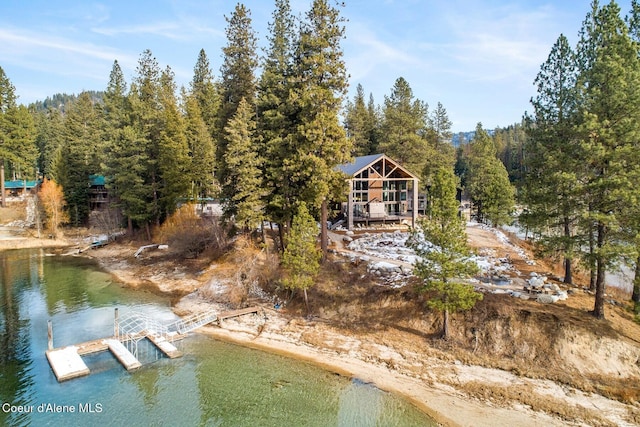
2 0 640 319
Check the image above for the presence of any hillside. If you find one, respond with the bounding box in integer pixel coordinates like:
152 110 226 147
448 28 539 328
2 200 639 426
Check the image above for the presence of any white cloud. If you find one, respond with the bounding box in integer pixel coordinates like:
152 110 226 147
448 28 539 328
0 27 137 84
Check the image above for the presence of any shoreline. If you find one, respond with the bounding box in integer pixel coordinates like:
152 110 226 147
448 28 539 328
195 315 566 427
6 234 636 426
0 236 72 251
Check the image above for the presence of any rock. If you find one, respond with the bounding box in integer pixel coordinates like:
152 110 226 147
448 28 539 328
537 294 559 304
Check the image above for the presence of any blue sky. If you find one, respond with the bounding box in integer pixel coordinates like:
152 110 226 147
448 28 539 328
0 1 633 132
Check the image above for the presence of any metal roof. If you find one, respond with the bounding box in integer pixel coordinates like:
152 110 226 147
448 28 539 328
90 175 105 186
4 180 39 189
337 153 418 179
337 153 385 176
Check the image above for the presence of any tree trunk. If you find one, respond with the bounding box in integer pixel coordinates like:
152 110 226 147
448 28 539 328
127 217 133 236
592 222 606 319
303 288 310 316
321 199 328 262
278 223 285 254
563 216 572 284
632 253 640 313
0 159 5 208
145 222 152 241
589 229 596 291
442 309 450 339
564 258 572 285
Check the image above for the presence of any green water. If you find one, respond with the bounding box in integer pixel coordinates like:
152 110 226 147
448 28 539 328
0 249 436 426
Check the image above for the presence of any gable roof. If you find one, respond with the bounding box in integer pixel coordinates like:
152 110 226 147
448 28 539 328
337 154 419 180
337 153 384 176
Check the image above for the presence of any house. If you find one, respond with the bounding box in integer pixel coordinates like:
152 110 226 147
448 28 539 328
89 175 109 210
337 154 419 230
3 179 40 198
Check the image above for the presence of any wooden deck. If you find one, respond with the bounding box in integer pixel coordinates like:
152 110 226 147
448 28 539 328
218 306 260 322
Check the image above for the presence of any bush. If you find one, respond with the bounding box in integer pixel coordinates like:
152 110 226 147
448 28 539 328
157 204 230 258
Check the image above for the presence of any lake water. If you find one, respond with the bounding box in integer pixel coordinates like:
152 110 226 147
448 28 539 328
0 249 436 426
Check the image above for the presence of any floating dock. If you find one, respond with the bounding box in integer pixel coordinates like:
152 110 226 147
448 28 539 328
146 334 182 359
104 339 142 371
46 306 261 381
45 346 90 381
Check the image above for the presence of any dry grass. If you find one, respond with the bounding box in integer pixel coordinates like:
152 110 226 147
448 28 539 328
0 202 25 224
456 380 619 427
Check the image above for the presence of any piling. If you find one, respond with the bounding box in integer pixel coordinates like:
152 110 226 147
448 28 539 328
114 308 119 340
47 320 53 350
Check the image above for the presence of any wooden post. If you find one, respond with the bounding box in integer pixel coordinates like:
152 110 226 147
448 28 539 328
114 308 119 340
47 320 53 350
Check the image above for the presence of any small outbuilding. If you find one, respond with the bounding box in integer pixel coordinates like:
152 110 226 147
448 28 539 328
337 154 419 230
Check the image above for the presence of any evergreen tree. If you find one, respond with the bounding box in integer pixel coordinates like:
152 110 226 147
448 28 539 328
129 49 163 230
422 101 455 189
522 34 582 285
0 67 37 207
107 123 150 235
190 49 220 142
344 83 377 156
378 77 429 176
407 167 481 339
281 202 322 313
576 1 640 318
222 97 264 230
257 0 297 238
157 66 190 220
288 0 351 256
183 91 216 202
33 107 65 179
55 92 101 225
366 92 381 153
2 105 37 178
466 123 515 226
217 4 258 190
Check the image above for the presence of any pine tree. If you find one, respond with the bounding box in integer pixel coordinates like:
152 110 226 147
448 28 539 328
281 202 322 313
183 91 216 202
0 67 37 207
217 4 258 190
344 83 377 156
378 77 429 176
34 107 65 179
576 1 640 318
466 123 515 226
522 34 582 285
422 101 455 189
190 49 220 142
288 0 351 256
107 124 150 234
130 49 163 230
222 97 264 231
157 66 190 220
257 0 297 238
407 166 481 339
55 92 101 225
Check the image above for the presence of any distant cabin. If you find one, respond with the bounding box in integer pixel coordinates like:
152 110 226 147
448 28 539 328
3 180 40 198
337 154 419 230
89 175 109 210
